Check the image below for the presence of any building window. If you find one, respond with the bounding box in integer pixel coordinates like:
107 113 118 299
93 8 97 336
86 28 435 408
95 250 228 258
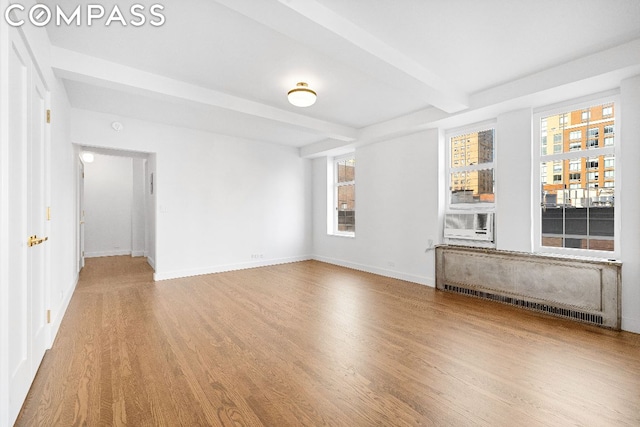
447 125 495 207
569 142 582 151
604 156 615 168
536 101 616 254
334 155 355 235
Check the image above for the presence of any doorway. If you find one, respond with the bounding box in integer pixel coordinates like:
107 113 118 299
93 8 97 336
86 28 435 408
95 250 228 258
76 147 156 272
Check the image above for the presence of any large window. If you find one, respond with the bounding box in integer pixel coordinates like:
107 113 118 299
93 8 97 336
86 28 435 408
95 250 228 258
334 155 355 235
447 125 495 207
536 101 617 254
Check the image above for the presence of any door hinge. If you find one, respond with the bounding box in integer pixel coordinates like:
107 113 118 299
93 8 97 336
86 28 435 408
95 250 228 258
47 310 51 324
47 207 51 221
46 109 51 124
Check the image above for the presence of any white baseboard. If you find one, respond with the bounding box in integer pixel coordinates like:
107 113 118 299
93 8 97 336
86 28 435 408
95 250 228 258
153 255 312 281
622 317 640 334
312 255 434 287
85 250 131 258
48 274 79 347
147 256 156 270
131 250 145 257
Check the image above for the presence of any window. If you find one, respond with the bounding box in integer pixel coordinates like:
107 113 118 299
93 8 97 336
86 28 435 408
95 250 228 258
535 101 616 254
334 155 355 235
447 125 495 207
604 156 615 168
553 134 562 143
569 142 582 151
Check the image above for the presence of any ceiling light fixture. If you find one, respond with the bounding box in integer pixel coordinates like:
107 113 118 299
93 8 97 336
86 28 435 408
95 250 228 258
287 82 317 107
81 152 95 163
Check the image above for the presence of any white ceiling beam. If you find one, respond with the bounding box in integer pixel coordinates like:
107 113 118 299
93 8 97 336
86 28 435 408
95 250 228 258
50 47 358 142
275 0 469 113
301 38 640 158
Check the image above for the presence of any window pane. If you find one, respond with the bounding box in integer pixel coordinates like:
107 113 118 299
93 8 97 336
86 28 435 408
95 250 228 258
337 184 355 232
337 158 355 183
541 184 614 251
541 103 614 154
450 129 493 167
450 169 494 204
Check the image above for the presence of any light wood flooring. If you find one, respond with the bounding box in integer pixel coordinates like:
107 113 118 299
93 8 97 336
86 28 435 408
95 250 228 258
16 256 640 426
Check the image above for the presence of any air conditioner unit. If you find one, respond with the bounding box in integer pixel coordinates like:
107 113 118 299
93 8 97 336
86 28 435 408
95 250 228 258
444 212 494 241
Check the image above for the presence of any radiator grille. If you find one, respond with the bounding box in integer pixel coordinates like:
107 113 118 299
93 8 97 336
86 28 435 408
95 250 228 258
443 283 604 326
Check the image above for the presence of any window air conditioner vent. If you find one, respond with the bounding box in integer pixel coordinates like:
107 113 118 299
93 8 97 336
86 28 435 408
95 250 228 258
444 212 494 241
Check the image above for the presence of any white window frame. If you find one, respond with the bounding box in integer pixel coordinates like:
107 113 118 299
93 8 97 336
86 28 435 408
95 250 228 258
445 120 497 212
331 153 355 237
533 94 620 259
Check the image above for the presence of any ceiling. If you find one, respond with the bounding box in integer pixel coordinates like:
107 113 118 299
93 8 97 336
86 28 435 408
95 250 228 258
45 0 640 152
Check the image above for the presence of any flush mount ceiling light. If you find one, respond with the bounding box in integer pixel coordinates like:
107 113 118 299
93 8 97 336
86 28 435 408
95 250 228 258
287 82 317 107
81 152 95 163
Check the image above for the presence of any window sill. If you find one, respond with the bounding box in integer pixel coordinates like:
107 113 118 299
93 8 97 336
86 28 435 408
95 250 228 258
328 232 355 239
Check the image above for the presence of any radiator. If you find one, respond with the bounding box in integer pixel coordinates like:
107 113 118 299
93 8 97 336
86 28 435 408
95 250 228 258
435 245 621 330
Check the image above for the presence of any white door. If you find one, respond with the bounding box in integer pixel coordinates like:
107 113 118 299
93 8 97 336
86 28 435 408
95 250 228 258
28 59 49 374
7 29 50 423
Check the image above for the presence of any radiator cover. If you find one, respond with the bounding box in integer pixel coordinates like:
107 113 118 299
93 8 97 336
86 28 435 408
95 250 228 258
435 245 621 330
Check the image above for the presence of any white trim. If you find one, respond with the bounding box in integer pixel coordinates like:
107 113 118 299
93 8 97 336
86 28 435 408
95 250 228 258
131 250 145 257
147 256 155 270
533 94 620 259
85 250 132 258
622 316 640 335
153 255 312 281
313 255 434 287
48 275 78 347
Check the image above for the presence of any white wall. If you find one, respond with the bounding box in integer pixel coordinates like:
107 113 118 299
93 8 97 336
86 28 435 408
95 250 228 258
495 108 533 252
84 154 134 257
313 130 439 285
620 75 640 333
72 109 312 280
132 158 145 257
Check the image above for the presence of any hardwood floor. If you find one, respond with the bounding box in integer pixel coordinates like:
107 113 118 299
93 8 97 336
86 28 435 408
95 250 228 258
16 257 640 426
